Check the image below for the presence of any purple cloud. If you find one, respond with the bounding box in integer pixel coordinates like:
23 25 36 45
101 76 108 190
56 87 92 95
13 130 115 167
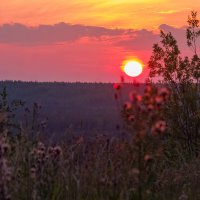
0 22 192 54
0 23 126 45
116 29 159 51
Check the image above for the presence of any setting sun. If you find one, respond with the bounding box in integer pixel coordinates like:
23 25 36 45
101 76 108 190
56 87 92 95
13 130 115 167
122 61 143 77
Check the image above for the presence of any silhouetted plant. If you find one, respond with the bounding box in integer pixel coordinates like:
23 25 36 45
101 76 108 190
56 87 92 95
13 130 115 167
0 87 24 137
114 82 170 200
187 11 200 55
149 11 200 157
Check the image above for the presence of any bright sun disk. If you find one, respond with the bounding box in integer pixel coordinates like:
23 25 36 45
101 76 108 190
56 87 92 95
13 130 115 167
123 61 143 77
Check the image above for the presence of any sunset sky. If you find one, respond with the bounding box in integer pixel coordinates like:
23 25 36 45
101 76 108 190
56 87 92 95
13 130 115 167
0 0 199 82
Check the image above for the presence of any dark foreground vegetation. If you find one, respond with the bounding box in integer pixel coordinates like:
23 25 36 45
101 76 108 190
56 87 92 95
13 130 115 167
1 11 200 200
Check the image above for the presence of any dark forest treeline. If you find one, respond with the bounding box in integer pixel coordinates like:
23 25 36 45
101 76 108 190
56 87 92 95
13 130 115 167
0 81 145 138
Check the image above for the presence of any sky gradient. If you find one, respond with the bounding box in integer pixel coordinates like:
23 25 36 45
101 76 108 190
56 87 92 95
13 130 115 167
0 1 199 82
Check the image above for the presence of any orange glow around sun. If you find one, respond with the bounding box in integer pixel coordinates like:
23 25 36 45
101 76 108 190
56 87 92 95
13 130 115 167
121 60 143 77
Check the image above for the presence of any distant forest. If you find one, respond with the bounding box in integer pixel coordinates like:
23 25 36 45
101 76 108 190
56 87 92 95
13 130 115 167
0 81 145 139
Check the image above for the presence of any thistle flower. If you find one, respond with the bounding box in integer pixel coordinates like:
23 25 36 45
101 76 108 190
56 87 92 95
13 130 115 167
144 154 153 162
144 85 152 94
179 192 188 200
1 143 10 156
123 102 132 110
136 95 142 102
128 115 135 122
152 120 167 135
47 147 54 155
159 87 170 101
155 96 164 108
30 167 36 180
37 142 45 152
147 104 154 112
53 146 63 157
113 83 121 90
